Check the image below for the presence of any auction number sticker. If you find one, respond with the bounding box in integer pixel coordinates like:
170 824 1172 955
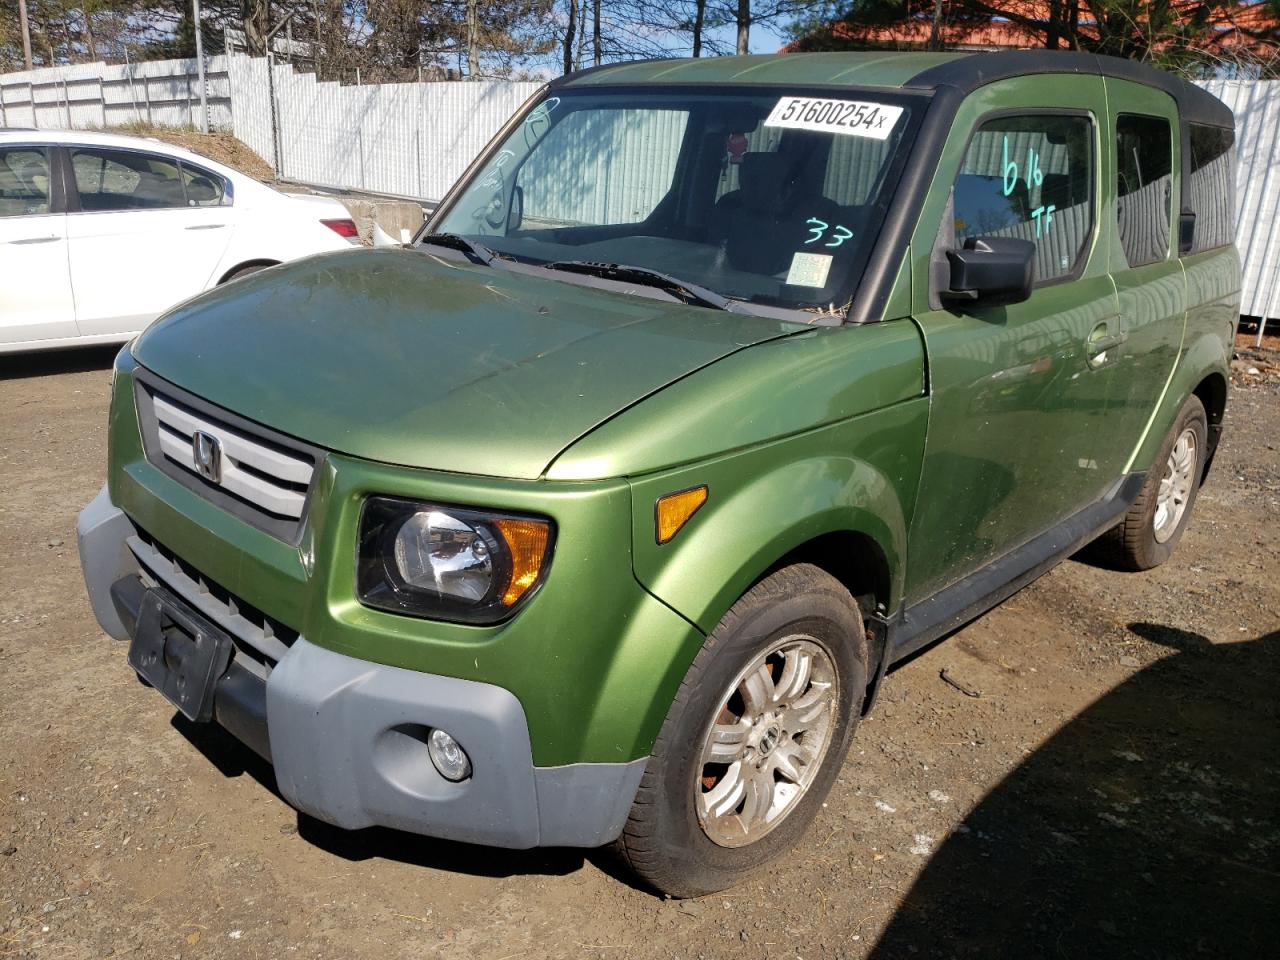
764 97 903 140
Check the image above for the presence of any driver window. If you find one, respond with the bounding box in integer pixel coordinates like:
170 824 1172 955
0 147 52 217
516 108 689 229
954 115 1094 284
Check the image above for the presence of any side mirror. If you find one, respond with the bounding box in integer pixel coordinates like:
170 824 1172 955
1178 208 1196 255
942 236 1035 309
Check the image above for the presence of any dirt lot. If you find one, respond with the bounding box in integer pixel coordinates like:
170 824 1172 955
1 345 1277 960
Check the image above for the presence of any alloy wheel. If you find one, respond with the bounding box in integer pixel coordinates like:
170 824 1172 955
1153 427 1198 544
695 635 839 847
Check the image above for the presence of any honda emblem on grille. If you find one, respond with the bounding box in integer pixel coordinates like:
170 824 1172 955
192 430 223 483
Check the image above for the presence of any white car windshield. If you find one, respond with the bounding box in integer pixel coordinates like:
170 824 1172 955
432 88 922 311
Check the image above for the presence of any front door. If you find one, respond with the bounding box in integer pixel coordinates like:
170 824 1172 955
64 145 232 337
0 144 77 345
904 78 1120 602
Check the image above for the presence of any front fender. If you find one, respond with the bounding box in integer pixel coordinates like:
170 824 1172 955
628 398 929 635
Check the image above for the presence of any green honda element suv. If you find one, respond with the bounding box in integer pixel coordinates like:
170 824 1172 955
78 50 1238 897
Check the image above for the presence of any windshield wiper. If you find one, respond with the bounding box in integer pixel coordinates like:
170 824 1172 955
542 260 733 312
419 232 497 265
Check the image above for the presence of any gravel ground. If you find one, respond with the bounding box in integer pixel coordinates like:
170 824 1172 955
1 344 1276 960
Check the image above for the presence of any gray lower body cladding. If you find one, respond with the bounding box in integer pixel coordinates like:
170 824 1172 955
77 485 644 849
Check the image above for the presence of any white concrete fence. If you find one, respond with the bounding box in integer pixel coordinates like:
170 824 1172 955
0 56 233 131
0 52 537 204
225 55 539 203
1 54 1278 320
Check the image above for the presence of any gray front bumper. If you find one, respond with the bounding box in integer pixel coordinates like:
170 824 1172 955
77 485 644 849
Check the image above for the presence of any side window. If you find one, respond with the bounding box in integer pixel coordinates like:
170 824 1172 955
0 147 52 217
515 108 689 228
180 162 227 207
953 114 1094 284
1187 123 1235 253
1115 114 1173 268
71 148 187 212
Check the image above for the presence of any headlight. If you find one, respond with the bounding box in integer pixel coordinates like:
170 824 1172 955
357 496 554 624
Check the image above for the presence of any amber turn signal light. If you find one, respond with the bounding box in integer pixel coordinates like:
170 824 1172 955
494 518 552 606
655 486 708 544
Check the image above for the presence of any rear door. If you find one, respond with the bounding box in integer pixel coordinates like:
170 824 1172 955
0 143 77 345
904 77 1119 603
1093 81 1187 479
65 145 233 337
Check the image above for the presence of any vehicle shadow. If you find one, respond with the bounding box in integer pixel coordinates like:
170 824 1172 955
869 625 1280 959
170 714 586 880
0 344 118 380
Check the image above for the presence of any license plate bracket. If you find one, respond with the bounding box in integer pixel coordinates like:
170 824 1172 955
127 586 233 722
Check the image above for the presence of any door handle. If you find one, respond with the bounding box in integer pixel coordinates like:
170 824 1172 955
185 224 227 231
9 235 60 245
1087 324 1128 368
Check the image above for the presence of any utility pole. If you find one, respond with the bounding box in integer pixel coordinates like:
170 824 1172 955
18 0 34 71
192 0 209 132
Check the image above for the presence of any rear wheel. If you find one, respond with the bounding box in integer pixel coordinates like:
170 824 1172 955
1116 394 1208 570
616 564 867 898
221 263 273 283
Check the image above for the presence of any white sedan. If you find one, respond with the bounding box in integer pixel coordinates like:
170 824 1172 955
0 129 360 353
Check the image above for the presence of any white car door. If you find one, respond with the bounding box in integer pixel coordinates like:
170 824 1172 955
0 144 77 345
65 146 234 337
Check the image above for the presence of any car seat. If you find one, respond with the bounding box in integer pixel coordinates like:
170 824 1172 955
709 153 843 276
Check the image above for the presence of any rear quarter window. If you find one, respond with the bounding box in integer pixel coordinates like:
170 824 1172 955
1187 123 1235 253
180 162 228 207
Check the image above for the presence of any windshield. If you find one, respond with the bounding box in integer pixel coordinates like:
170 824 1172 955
431 87 924 313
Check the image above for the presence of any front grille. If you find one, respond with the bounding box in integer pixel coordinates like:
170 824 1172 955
129 526 298 678
133 369 324 542
152 394 312 518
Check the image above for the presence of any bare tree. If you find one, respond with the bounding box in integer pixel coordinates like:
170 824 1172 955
925 0 943 50
466 0 478 76
592 0 600 64
562 0 575 72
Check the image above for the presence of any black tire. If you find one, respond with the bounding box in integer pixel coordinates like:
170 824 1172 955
616 563 867 898
1115 394 1208 571
221 263 272 283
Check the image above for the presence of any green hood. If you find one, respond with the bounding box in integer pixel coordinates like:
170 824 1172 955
133 248 798 480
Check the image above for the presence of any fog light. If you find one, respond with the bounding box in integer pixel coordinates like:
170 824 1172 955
428 728 472 782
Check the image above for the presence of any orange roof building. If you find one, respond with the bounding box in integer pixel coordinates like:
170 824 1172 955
788 1 1280 64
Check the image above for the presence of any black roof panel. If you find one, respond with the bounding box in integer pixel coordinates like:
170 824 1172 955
907 51 1233 128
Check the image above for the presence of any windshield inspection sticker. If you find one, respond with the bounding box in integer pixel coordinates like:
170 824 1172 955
764 97 904 140
786 251 833 288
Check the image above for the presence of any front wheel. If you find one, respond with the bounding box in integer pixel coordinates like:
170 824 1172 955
1115 394 1208 570
615 564 867 898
